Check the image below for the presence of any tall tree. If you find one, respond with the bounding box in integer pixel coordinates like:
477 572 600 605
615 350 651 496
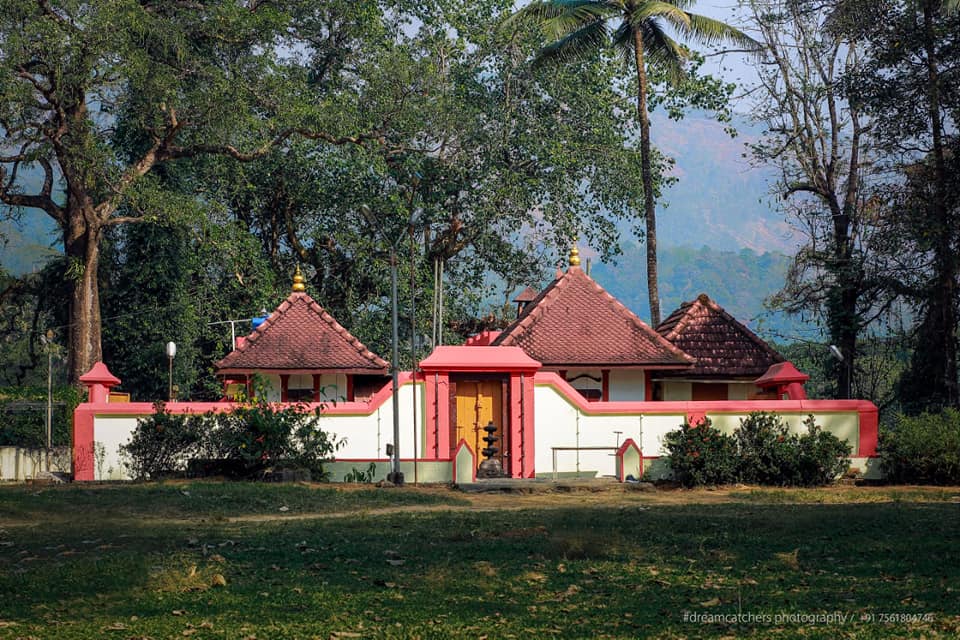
0 1 381 383
198 0 651 358
505 0 757 325
840 0 960 409
744 0 894 399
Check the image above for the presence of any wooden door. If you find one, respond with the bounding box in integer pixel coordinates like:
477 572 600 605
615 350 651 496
453 380 504 469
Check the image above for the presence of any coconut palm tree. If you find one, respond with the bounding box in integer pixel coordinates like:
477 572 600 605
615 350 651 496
506 1 757 325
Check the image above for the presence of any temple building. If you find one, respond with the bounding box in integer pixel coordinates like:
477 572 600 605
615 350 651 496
655 293 786 401
487 247 694 401
214 267 389 402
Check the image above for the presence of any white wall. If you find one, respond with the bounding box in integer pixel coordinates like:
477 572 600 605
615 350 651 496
532 383 865 478
260 374 347 402
663 381 692 401
90 383 426 480
0 447 71 481
532 385 685 478
609 369 645 401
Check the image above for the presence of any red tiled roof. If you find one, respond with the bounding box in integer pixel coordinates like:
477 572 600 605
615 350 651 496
491 266 694 368
657 293 784 378
215 292 388 374
512 286 539 303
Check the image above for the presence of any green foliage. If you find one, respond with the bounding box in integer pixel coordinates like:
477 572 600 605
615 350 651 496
101 217 278 401
879 409 960 484
343 462 378 483
0 385 80 447
664 412 851 487
662 418 739 487
735 412 799 485
204 399 342 480
119 402 208 480
120 399 343 481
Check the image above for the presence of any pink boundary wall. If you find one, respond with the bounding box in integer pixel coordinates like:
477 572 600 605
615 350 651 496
73 364 879 481
73 370 421 481
533 372 878 458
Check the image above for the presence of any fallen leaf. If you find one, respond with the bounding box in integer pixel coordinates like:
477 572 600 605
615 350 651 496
172 610 186 616
700 598 721 607
279 506 289 512
102 622 127 631
386 559 405 566
775 549 801 570
211 574 227 587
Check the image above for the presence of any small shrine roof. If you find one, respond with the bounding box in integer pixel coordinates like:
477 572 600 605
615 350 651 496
491 253 693 369
657 293 784 378
215 291 388 375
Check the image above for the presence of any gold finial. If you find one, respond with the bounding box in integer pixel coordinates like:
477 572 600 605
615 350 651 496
292 264 306 292
569 243 581 267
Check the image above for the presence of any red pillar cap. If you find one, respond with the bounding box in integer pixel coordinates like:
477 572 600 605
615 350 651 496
78 362 121 387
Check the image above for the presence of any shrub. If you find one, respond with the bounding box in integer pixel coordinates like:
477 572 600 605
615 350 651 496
205 400 343 479
662 418 738 487
120 398 343 481
735 412 797 485
120 402 206 480
879 409 960 484
0 385 81 448
793 415 851 486
663 412 851 487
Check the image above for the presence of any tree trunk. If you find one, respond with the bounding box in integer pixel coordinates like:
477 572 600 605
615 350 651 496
633 28 660 327
64 211 104 384
921 0 958 407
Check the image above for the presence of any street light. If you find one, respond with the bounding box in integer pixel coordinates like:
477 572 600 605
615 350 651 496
360 203 421 486
40 329 55 471
166 341 177 402
828 344 852 399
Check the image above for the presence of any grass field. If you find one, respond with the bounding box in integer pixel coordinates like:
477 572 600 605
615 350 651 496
1 482 959 639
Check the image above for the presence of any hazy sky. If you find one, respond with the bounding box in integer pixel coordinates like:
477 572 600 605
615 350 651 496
701 1 762 107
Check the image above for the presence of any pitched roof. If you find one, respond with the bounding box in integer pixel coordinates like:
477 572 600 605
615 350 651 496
656 293 784 378
512 286 539 303
491 266 694 368
215 292 388 375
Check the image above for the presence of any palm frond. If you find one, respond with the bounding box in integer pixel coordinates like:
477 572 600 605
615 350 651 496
502 0 614 38
640 20 686 83
534 18 610 67
627 1 691 31
611 19 634 62
683 12 760 53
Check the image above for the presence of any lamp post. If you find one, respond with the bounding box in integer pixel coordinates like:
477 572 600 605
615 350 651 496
166 341 177 402
361 203 421 487
41 329 54 471
828 344 851 399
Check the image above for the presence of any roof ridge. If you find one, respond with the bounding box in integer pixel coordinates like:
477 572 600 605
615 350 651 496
586 272 694 362
215 291 388 371
700 294 784 361
493 273 565 346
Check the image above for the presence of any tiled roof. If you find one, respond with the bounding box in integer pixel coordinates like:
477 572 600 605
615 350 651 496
657 293 784 378
491 266 694 368
215 292 388 374
512 286 539 303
